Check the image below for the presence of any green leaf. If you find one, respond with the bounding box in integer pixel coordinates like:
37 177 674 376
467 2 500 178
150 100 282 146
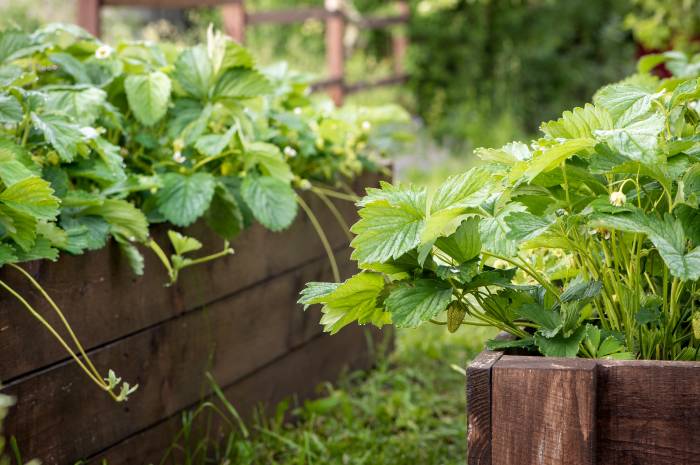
351 198 425 264
534 326 585 358
0 93 22 124
504 211 553 244
524 138 596 181
0 243 17 266
595 112 665 166
124 71 172 126
0 141 34 186
195 126 236 157
593 82 659 122
173 45 213 99
60 214 110 254
44 85 106 126
540 103 613 139
48 52 91 84
316 272 387 334
168 230 202 255
516 303 561 338
385 279 453 327
0 204 36 251
244 141 294 182
590 211 700 281
240 175 297 231
0 176 59 220
434 217 481 263
430 167 491 213
13 237 59 262
83 199 149 243
213 68 272 99
31 113 83 162
479 201 527 257
157 172 216 227
298 281 341 309
486 337 535 351
205 184 243 239
118 241 145 276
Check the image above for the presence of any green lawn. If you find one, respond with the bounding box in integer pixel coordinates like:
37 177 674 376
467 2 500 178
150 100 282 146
161 325 496 465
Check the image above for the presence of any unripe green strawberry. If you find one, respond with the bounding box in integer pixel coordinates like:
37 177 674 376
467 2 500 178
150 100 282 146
447 301 467 333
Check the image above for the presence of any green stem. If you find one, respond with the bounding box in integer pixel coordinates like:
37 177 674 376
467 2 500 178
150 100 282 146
0 279 116 400
297 195 340 283
8 264 102 380
311 189 353 241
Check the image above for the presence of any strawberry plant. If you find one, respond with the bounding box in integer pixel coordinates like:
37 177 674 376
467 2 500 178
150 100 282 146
302 51 700 361
0 24 408 400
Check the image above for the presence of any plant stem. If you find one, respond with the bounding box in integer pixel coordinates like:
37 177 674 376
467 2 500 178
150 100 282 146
297 195 340 282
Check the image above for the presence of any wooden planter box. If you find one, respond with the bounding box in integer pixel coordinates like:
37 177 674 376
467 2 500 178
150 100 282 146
467 350 700 465
0 172 388 465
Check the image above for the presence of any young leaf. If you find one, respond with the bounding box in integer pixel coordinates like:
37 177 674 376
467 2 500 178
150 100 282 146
168 230 202 256
298 281 341 309
124 71 171 126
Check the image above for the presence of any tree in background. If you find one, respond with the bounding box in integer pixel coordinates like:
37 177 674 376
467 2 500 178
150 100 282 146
407 0 636 151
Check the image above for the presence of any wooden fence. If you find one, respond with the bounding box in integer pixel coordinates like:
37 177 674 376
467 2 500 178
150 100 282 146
76 0 410 105
2 173 388 464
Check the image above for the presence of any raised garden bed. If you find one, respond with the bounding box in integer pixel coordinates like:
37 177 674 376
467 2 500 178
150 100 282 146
1 171 388 465
467 350 700 465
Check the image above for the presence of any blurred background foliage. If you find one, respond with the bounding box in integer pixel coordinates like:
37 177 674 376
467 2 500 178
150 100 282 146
1 0 698 158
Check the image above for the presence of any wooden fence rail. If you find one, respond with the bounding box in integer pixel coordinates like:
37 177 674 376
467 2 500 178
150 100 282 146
77 0 410 105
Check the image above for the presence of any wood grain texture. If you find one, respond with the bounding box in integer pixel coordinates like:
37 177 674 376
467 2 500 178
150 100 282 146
597 359 700 465
0 173 380 382
466 350 502 465
491 356 597 465
3 250 355 464
90 325 387 465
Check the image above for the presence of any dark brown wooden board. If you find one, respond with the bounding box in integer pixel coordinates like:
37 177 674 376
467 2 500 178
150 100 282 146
0 173 380 382
90 325 386 465
468 352 700 465
597 360 700 465
466 350 502 465
3 249 356 464
490 356 597 465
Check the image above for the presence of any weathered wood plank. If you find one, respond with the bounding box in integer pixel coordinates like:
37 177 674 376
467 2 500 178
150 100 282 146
597 360 700 465
491 356 597 465
89 325 386 465
3 249 355 464
0 173 380 381
466 350 502 465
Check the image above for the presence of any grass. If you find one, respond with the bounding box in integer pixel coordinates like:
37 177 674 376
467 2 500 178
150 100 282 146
158 325 496 465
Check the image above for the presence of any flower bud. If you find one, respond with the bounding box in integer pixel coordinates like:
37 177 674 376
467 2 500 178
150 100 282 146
609 191 626 207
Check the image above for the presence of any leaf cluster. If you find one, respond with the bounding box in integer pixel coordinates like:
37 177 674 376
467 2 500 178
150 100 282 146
302 50 700 360
0 24 408 275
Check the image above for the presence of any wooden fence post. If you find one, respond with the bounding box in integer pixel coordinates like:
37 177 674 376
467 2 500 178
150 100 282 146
222 0 246 43
77 0 101 36
392 1 409 75
325 0 345 106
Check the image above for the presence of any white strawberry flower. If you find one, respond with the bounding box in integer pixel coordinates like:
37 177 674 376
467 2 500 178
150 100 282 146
173 151 186 164
361 120 371 131
609 191 626 207
283 146 297 157
95 45 113 60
